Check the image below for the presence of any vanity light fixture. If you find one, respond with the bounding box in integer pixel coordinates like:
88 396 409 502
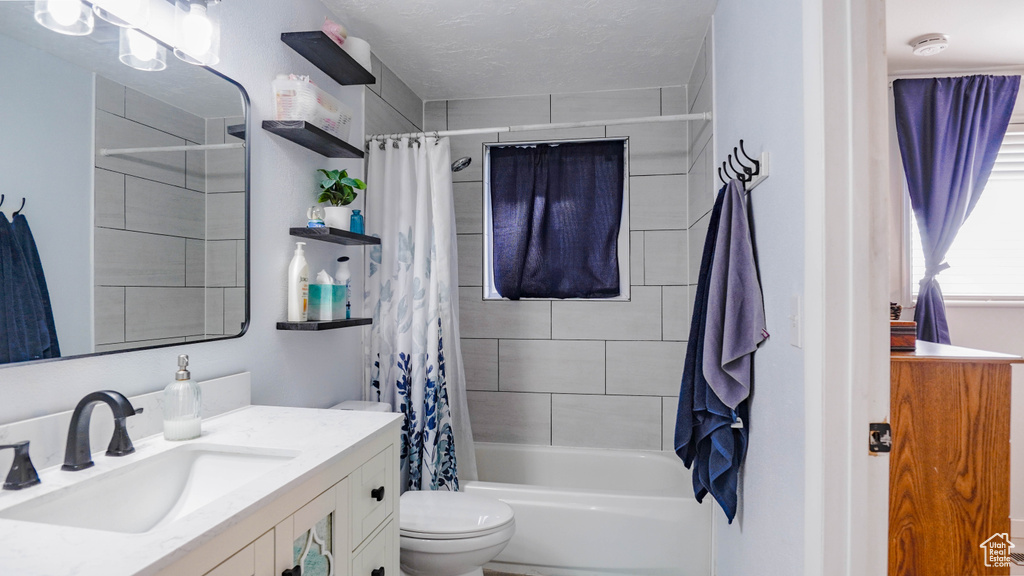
173 0 220 66
92 0 150 28
34 0 94 36
119 27 167 71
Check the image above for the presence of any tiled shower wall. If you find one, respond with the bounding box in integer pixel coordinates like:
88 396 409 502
427 78 712 451
364 53 424 135
94 76 245 352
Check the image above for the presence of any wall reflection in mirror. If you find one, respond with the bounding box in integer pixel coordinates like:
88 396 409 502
0 1 248 366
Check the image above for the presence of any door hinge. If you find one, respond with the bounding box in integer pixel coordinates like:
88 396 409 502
869 423 891 453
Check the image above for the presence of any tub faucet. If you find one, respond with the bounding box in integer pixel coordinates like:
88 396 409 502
62 391 143 472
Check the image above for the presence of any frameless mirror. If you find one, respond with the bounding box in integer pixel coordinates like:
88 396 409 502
0 2 248 365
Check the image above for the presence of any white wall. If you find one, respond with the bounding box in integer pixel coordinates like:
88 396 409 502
0 34 93 357
0 0 370 425
711 0 808 573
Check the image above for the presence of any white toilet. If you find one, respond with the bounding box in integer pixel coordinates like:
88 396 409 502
330 401 515 576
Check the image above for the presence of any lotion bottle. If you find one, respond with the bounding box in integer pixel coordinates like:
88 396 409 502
288 242 309 321
163 354 201 441
336 256 352 319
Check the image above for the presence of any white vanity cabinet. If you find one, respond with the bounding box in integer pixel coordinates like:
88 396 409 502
158 425 399 576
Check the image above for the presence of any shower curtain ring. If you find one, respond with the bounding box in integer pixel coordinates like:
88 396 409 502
433 131 440 144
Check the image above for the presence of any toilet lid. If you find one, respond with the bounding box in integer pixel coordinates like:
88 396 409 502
400 491 514 539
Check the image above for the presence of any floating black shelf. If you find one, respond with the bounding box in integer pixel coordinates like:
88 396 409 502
281 31 376 86
290 227 380 246
263 121 363 158
277 318 372 331
226 123 246 139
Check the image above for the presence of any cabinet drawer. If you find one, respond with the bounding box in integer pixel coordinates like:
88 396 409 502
350 445 395 549
352 520 396 576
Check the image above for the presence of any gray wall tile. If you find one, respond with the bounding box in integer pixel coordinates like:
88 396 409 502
630 231 644 286
365 90 418 137
96 110 186 187
423 100 446 131
453 181 483 234
95 228 185 287
689 77 712 157
461 339 498 391
688 140 713 219
663 286 691 342
608 121 688 175
95 169 125 229
688 213 710 283
498 126 604 143
205 118 225 145
206 240 237 287
380 64 423 129
662 397 677 451
368 53 382 96
450 133 498 183
630 175 687 230
125 88 205 143
662 86 687 116
687 40 708 112
447 95 550 130
551 394 661 450
551 88 660 123
499 340 605 394
94 286 125 345
459 287 551 339
95 75 125 116
467 391 551 444
606 341 685 397
236 240 246 287
457 234 482 287
205 148 245 193
124 176 205 239
207 192 245 240
205 288 224 335
186 239 205 287
124 287 204 340
186 146 206 193
644 230 687 285
551 285 661 341
224 287 245 335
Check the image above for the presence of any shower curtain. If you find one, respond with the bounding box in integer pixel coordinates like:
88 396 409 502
364 136 476 491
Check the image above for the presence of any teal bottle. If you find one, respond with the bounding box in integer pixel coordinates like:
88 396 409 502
350 209 364 235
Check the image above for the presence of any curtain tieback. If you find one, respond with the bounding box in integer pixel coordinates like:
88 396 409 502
920 262 951 284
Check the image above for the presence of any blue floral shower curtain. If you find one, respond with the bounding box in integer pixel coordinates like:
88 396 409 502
364 136 476 491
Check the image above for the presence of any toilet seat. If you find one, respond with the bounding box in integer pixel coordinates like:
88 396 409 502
400 491 515 540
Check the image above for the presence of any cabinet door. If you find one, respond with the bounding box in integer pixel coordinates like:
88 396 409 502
351 520 396 576
276 477 351 576
351 445 395 550
205 530 275 576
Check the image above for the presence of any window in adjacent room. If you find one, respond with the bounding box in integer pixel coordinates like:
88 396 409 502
483 138 630 301
908 123 1024 300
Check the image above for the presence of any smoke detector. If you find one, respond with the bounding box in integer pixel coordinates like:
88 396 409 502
910 34 950 56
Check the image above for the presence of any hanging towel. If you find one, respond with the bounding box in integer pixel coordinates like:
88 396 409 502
12 214 60 359
675 184 749 523
702 180 766 409
0 214 50 364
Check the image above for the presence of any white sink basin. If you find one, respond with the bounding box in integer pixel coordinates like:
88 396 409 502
0 444 296 533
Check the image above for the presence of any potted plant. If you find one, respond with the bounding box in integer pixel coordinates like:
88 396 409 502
317 168 366 230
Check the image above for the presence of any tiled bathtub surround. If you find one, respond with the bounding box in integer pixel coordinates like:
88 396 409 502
428 64 714 450
94 76 245 351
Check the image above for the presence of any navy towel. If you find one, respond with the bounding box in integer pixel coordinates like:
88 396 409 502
0 214 50 364
674 183 750 523
12 214 59 359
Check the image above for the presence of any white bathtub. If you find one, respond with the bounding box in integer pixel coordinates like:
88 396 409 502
464 442 711 576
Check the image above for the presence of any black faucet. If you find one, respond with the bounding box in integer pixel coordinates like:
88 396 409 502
0 441 40 490
62 391 143 472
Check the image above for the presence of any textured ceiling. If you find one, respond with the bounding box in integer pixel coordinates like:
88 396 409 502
887 0 1024 75
320 0 717 100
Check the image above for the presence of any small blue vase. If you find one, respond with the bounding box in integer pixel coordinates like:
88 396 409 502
350 209 364 235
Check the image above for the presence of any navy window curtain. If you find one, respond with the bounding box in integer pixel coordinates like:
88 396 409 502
489 140 625 300
893 75 1020 343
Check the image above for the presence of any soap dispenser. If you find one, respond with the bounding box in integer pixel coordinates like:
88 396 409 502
163 354 201 441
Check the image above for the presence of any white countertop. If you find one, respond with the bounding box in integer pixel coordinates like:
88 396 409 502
0 405 402 575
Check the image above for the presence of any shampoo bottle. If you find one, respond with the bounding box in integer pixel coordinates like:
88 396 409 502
163 354 201 441
288 242 309 321
336 256 352 319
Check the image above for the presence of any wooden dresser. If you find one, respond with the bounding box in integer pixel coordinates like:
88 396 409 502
889 341 1021 576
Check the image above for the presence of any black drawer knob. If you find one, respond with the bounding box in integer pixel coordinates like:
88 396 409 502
371 567 385 576
370 486 385 501
283 566 301 576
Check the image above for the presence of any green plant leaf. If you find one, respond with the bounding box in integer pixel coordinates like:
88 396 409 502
340 177 359 187
317 191 334 204
354 179 367 190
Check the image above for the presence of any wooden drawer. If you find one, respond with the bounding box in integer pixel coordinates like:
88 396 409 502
352 520 396 576
350 445 395 549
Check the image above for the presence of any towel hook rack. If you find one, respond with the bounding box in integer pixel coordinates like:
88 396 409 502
13 198 25 217
0 194 4 209
718 139 770 192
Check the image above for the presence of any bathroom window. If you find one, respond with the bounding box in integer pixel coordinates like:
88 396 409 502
907 123 1024 301
482 139 630 301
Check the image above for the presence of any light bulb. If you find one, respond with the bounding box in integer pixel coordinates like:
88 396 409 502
127 29 157 62
181 4 212 55
47 0 80 26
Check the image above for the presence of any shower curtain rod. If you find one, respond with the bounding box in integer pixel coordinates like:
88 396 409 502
364 111 713 141
99 142 245 156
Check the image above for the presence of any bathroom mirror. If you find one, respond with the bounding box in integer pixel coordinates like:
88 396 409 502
0 2 249 366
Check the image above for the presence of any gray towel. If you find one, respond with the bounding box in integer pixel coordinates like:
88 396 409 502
702 181 767 409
